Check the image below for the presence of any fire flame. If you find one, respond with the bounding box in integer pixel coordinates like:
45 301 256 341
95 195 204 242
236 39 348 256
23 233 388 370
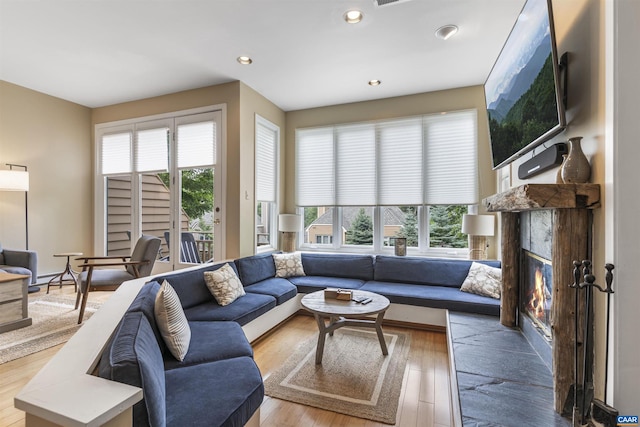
528 267 547 320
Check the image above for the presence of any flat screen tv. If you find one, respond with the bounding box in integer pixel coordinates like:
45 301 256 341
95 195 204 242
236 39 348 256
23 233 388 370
485 0 566 170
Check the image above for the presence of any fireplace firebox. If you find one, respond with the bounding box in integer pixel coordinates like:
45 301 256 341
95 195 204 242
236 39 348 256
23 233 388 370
522 250 553 341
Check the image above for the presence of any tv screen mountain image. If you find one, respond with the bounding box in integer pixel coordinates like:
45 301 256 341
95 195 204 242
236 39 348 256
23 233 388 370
484 0 566 169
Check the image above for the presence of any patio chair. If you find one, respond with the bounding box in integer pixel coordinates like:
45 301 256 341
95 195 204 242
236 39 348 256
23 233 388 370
163 231 202 264
75 234 161 323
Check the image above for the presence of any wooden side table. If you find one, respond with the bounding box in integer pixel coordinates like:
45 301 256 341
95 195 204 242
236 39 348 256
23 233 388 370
47 252 83 293
0 272 32 333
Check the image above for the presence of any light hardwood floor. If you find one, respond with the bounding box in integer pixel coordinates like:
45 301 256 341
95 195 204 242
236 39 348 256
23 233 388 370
254 315 452 427
0 288 452 427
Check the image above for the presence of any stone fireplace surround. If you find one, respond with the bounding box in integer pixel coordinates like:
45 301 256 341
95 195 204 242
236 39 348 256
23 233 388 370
448 184 600 425
484 183 601 413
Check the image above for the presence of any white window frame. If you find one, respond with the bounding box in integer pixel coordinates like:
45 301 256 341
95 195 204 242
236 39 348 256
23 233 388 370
299 205 472 257
94 105 227 265
255 115 280 253
295 109 478 257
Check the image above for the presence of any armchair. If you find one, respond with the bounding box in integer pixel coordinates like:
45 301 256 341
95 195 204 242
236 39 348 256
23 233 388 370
0 242 38 284
75 235 161 323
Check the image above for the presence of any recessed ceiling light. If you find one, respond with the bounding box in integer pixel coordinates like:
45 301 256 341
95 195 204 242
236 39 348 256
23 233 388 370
368 79 381 86
435 25 459 40
344 10 364 24
237 56 253 65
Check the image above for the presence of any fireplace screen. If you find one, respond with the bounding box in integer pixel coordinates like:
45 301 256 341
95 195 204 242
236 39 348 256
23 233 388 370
522 250 553 339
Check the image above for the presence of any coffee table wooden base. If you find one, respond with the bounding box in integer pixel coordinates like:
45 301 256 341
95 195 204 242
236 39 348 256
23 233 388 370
312 312 388 364
301 290 391 365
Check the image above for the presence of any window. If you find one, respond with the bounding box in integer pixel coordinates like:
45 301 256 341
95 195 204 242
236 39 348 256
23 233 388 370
296 110 477 256
255 115 279 251
316 235 332 244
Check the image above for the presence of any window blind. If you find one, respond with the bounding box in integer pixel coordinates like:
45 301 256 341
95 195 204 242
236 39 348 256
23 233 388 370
377 117 423 205
136 128 169 172
256 118 278 202
177 121 216 168
101 132 132 175
423 110 478 205
296 127 335 206
336 123 376 205
295 109 478 207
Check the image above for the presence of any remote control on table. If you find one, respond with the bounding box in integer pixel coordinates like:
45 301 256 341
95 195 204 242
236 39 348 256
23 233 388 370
361 297 372 304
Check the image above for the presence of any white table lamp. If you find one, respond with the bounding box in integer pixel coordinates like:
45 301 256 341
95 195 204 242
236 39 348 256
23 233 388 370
461 214 495 260
279 214 302 252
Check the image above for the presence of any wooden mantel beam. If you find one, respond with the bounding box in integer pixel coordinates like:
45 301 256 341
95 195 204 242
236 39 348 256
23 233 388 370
483 184 600 212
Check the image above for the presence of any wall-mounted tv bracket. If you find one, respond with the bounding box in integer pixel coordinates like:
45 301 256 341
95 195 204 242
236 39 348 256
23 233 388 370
559 52 569 110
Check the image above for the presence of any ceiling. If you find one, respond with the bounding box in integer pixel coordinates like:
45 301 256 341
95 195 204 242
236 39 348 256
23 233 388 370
0 0 525 111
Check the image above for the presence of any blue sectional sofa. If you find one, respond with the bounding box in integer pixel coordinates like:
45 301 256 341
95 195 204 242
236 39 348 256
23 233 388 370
99 280 264 427
99 252 500 427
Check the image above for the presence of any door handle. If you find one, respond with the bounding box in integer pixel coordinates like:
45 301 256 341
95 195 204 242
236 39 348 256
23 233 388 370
213 219 221 225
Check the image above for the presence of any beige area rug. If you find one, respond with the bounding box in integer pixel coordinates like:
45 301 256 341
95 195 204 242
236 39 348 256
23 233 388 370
264 327 410 424
0 293 101 364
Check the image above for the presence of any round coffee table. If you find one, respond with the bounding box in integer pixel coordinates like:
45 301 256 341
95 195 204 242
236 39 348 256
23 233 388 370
301 289 390 364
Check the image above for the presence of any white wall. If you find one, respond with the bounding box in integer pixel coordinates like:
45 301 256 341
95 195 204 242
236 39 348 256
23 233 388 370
608 0 640 413
0 81 92 276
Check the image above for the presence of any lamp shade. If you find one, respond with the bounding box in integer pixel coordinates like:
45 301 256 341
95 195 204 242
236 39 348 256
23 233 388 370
461 214 494 236
279 214 302 232
0 170 29 191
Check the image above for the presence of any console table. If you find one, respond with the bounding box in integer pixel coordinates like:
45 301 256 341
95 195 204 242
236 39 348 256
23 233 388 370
0 272 32 333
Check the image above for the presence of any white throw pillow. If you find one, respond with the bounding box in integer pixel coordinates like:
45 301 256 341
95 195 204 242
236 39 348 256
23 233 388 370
154 280 191 361
203 263 246 306
273 252 306 278
460 262 502 300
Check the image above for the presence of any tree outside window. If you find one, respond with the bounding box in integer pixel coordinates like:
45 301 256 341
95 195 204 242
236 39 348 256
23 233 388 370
159 169 213 220
345 208 373 245
394 206 419 247
429 205 467 248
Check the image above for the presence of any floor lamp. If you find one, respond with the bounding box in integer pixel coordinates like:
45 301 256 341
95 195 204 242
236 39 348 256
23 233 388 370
461 214 495 260
0 164 37 292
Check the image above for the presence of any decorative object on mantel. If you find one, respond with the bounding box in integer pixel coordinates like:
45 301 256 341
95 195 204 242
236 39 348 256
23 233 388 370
568 261 617 427
556 154 568 184
461 214 494 260
561 137 591 184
